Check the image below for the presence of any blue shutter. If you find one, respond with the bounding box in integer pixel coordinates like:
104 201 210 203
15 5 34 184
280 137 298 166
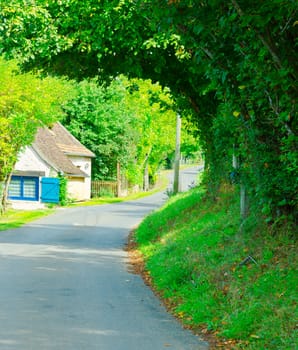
9 176 39 201
41 177 60 203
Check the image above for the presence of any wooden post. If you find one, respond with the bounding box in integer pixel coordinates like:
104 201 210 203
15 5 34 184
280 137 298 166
173 114 181 194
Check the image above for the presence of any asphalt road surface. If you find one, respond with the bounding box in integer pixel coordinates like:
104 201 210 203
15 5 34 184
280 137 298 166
0 167 208 350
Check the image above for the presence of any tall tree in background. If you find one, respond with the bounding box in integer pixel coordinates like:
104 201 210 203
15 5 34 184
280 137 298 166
62 76 180 188
122 77 177 188
62 78 136 180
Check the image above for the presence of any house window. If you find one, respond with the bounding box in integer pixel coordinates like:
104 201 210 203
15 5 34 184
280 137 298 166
9 176 39 201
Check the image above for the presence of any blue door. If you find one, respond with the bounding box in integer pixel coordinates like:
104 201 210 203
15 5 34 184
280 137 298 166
41 177 60 203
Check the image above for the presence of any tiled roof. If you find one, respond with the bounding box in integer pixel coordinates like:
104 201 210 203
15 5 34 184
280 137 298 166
32 122 95 177
50 123 95 157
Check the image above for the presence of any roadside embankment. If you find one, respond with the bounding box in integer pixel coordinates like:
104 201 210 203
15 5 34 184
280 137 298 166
130 184 297 349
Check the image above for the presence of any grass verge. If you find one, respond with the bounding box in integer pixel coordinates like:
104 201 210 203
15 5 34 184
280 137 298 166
0 209 53 231
133 184 297 349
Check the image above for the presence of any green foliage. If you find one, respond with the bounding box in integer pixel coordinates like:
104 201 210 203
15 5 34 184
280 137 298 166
62 77 136 180
97 188 115 198
62 76 180 187
58 174 68 206
135 185 297 349
0 0 72 69
121 76 177 186
0 0 297 221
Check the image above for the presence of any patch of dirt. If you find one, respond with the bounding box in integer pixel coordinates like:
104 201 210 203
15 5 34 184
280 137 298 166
124 229 238 350
125 230 152 286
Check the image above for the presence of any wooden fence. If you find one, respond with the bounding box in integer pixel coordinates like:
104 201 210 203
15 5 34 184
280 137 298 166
91 181 118 198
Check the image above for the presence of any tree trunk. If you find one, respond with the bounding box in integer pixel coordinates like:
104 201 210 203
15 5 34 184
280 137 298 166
0 179 4 215
1 172 12 214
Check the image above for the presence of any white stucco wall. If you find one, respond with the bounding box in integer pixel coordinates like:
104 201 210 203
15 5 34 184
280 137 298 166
67 177 89 201
9 201 46 210
67 155 92 200
14 146 53 176
68 155 92 176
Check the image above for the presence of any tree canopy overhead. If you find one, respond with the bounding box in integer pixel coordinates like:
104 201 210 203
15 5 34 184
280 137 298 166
0 0 297 222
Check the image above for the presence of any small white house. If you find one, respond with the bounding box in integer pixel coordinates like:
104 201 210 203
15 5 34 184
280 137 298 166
9 122 95 209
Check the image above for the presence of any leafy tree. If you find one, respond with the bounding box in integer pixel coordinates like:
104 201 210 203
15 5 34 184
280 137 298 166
62 78 136 180
0 57 73 212
122 77 177 187
62 76 179 188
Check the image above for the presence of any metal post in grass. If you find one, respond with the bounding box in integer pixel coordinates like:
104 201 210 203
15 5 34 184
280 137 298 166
173 113 181 195
232 147 248 221
240 183 248 220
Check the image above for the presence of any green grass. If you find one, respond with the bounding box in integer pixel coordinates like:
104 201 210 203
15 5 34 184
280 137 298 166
0 209 53 231
135 185 297 349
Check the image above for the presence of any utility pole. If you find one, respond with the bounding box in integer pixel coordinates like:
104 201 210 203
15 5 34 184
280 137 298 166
143 153 149 192
117 162 121 197
173 114 181 194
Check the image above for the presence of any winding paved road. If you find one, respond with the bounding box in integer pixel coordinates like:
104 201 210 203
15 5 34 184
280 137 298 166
0 168 208 350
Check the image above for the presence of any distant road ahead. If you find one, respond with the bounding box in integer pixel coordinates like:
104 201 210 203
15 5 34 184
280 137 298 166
167 165 204 192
